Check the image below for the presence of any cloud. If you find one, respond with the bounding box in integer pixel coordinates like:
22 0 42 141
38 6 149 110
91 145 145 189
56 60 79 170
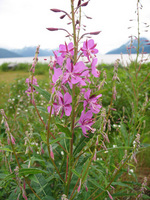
0 0 150 54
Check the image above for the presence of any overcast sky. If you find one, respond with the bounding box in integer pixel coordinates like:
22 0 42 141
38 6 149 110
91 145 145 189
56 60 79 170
0 0 150 54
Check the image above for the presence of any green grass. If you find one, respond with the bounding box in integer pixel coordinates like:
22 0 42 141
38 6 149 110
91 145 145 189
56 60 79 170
0 62 150 199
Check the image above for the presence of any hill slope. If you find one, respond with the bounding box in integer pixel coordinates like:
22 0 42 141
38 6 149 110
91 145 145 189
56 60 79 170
0 48 22 58
12 47 54 57
106 37 150 54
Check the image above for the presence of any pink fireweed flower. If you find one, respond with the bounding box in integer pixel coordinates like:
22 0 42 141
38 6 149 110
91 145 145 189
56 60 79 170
91 57 100 77
53 50 64 67
78 110 96 137
52 67 67 94
25 76 39 96
59 42 74 58
83 89 102 114
81 39 98 61
63 58 88 86
52 67 63 84
48 92 72 118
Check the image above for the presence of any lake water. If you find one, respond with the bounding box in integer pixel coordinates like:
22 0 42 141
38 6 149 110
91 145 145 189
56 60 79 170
0 54 149 66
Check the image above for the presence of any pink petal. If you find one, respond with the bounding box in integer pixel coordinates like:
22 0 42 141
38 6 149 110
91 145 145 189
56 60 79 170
64 92 72 104
84 89 91 99
64 105 72 116
88 39 95 48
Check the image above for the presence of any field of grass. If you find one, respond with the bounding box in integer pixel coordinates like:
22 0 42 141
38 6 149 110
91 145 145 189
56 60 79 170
0 62 150 199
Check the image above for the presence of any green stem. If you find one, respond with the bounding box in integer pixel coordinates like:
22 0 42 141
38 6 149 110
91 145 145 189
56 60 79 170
33 101 67 153
47 105 53 157
65 0 78 195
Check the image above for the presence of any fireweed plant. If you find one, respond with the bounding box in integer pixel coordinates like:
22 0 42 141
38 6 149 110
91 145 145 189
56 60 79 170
0 0 150 200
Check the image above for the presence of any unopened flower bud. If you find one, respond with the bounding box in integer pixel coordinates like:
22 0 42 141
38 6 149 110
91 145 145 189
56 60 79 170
107 190 113 200
77 179 81 193
93 150 97 161
50 145 54 160
85 185 88 192
11 134 15 144
96 136 99 146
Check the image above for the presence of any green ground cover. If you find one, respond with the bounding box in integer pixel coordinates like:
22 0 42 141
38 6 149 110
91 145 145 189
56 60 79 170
0 62 150 199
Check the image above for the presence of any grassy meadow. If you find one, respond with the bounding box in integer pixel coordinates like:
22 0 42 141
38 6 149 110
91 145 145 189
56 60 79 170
0 61 150 199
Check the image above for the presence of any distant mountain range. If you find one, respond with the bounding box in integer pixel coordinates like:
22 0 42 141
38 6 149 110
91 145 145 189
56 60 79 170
106 37 150 54
0 38 150 58
0 47 54 58
0 48 22 58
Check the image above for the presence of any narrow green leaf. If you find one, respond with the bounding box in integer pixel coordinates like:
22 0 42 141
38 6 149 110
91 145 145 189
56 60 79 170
29 106 47 113
71 169 81 178
81 158 90 182
88 179 105 191
32 84 51 101
56 123 71 137
19 168 48 176
40 131 47 143
73 133 93 156
91 88 106 97
120 122 128 146
0 147 12 152
28 174 39 183
142 194 150 199
112 181 133 190
112 191 136 197
49 137 71 145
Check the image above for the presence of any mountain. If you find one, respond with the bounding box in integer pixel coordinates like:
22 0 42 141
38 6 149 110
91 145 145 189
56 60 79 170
0 48 22 58
0 46 55 58
12 47 54 57
106 37 150 54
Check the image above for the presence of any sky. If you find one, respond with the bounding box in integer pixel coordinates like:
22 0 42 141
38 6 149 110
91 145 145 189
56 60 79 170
0 0 150 54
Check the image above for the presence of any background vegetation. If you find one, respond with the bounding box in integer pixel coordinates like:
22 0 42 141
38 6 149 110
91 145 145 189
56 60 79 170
0 61 150 199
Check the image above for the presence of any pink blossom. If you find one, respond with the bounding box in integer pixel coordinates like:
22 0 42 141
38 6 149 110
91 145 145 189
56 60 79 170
63 58 87 86
51 67 67 94
78 110 95 137
53 50 64 66
52 68 63 84
59 42 74 58
83 89 102 114
48 92 72 118
91 57 100 77
81 39 98 61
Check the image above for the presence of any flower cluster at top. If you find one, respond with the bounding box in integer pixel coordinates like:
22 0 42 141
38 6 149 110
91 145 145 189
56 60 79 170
47 39 102 137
